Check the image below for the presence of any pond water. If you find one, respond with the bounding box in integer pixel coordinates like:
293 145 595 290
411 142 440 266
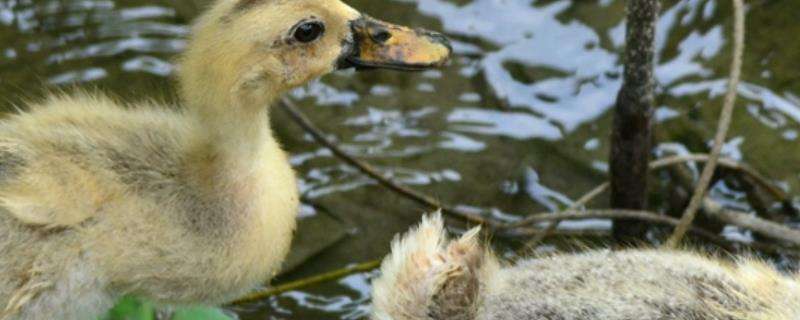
1 0 799 319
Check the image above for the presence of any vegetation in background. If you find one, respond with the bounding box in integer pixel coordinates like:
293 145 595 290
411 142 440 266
103 297 232 320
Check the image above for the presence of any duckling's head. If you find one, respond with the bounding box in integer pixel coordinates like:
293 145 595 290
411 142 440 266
371 213 498 320
178 0 451 110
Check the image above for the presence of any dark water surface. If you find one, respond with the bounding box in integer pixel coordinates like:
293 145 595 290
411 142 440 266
1 0 799 318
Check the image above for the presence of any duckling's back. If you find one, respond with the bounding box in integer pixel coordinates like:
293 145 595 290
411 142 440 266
0 94 195 318
481 250 800 320
370 214 800 320
0 94 194 228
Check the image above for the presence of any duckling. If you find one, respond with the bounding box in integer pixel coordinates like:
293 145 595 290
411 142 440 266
0 0 451 319
371 213 800 320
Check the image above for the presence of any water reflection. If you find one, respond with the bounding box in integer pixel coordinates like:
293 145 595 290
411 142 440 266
415 0 742 136
278 273 372 320
672 80 800 124
0 0 798 318
407 0 799 212
291 80 360 107
449 107 562 140
238 272 374 320
299 164 461 199
0 0 186 90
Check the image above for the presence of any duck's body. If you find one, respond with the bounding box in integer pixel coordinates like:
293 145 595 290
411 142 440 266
371 214 800 320
0 0 451 318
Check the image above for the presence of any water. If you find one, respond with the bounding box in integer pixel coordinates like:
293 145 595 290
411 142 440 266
1 0 799 318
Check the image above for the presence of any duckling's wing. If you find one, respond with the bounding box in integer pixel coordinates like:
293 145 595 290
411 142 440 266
0 139 98 227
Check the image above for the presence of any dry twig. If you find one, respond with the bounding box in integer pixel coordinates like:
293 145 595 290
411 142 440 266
666 0 746 247
279 97 494 227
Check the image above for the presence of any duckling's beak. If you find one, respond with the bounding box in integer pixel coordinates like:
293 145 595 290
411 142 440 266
337 16 452 71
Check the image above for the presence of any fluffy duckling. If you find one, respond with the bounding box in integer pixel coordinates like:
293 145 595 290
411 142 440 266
0 0 450 319
371 213 800 320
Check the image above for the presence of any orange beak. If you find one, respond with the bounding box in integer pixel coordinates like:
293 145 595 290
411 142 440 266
338 16 452 71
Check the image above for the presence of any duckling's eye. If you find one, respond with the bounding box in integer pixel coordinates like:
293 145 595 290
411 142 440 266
293 22 325 43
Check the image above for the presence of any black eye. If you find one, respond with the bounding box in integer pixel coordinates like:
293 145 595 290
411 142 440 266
293 21 325 43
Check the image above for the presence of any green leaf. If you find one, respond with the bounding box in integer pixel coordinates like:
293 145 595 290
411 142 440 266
172 306 233 320
102 296 154 320
101 297 232 320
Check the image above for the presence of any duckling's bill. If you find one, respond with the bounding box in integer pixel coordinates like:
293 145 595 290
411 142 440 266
338 16 452 71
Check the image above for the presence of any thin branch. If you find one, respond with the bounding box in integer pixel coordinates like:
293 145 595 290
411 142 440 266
666 0 746 247
503 209 733 250
504 209 799 254
702 198 800 245
279 97 494 227
508 228 611 238
231 259 381 305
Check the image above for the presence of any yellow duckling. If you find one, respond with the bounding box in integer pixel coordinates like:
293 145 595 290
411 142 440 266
0 0 450 319
371 213 800 320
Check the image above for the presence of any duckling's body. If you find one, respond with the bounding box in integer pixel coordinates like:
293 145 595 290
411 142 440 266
0 93 299 319
0 0 451 318
371 214 800 320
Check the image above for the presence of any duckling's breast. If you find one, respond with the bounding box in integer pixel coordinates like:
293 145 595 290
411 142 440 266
98 145 299 304
196 142 300 303
70 114 300 304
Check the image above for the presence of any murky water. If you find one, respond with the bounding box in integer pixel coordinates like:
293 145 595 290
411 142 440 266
1 0 799 318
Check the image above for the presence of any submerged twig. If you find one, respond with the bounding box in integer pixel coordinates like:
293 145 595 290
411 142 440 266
666 0 746 247
650 154 790 204
503 209 733 250
508 152 800 248
702 198 800 245
231 259 381 305
519 182 610 251
509 153 782 230
279 98 494 227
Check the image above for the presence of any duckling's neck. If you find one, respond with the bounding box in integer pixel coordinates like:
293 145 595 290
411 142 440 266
189 101 275 169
